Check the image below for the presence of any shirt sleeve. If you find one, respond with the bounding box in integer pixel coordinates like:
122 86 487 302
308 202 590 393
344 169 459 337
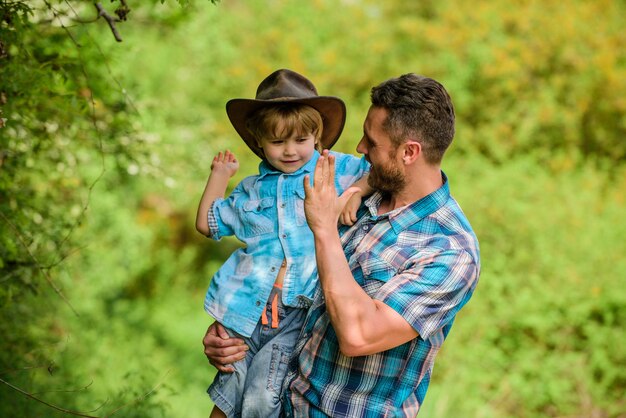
374 249 479 341
207 180 247 241
330 152 370 194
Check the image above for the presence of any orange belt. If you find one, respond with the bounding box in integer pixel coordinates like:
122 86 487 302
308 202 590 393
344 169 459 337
261 283 283 329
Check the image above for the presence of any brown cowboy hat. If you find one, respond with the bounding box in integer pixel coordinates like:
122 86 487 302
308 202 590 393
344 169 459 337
226 69 346 159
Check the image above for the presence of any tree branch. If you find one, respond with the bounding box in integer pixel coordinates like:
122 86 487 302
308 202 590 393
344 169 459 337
94 2 123 42
30 380 96 397
0 377 100 418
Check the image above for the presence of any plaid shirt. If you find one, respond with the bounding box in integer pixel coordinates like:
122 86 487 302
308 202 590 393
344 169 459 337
283 173 480 417
204 151 369 338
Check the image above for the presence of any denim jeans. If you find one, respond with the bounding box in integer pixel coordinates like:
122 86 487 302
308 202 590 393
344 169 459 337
208 286 306 418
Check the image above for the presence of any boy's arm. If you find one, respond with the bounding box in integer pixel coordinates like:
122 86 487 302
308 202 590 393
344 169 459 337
339 173 372 226
195 151 239 236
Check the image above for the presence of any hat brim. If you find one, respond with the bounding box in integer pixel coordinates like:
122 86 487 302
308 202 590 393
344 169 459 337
226 96 346 159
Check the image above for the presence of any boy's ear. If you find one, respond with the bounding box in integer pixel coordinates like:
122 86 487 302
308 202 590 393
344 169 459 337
255 139 266 158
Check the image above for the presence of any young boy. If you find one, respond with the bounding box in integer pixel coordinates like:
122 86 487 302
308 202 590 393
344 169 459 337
195 69 370 418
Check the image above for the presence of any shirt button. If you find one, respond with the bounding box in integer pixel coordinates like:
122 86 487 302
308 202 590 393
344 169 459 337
271 267 276 272
282 233 287 238
256 300 261 306
363 225 369 231
280 203 286 208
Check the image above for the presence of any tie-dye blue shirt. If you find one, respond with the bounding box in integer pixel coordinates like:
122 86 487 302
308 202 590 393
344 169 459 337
204 151 370 337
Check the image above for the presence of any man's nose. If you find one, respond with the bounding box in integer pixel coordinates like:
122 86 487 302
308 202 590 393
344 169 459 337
356 138 366 154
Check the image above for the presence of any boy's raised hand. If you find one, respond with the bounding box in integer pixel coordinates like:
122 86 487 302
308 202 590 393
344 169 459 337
196 150 239 236
211 150 239 178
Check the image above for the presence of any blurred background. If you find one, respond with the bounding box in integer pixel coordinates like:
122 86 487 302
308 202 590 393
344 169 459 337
1 0 625 417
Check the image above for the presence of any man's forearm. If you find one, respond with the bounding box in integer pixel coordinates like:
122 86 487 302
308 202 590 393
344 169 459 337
315 230 419 356
313 228 382 356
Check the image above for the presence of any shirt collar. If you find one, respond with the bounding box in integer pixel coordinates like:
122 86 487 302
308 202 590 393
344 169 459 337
363 171 451 233
257 150 321 178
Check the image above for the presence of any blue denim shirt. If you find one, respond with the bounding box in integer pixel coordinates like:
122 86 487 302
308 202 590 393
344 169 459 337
204 151 370 337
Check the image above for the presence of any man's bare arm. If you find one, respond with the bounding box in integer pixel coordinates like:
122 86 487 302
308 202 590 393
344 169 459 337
303 152 418 357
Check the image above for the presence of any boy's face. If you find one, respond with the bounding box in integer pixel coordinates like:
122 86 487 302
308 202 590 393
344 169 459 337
259 131 318 173
259 117 317 173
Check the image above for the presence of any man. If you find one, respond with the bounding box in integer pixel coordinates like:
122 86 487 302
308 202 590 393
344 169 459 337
203 73 480 417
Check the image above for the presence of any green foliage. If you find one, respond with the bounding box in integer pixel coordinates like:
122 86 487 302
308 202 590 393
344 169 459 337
425 153 626 417
0 0 156 415
1 0 626 417
0 0 145 288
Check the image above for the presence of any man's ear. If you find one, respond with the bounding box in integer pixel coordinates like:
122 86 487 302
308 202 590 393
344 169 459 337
402 140 421 164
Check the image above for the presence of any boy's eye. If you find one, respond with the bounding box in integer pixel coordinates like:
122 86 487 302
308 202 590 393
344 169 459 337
296 137 309 143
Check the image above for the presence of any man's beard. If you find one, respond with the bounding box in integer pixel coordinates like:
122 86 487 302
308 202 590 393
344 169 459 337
367 159 406 194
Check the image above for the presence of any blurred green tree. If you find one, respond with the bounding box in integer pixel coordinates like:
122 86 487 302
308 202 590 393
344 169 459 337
0 0 215 415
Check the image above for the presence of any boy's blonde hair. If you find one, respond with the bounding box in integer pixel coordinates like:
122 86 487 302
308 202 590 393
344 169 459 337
246 104 324 154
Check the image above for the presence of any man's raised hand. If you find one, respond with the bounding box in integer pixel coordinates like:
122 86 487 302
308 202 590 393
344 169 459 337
303 150 361 234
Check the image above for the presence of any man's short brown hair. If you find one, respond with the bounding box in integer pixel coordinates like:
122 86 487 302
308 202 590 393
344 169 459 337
371 74 455 164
